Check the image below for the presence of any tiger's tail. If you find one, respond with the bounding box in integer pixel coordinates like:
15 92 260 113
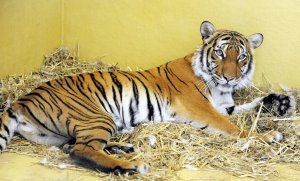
0 108 18 151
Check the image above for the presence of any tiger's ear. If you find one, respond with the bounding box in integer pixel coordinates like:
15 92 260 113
200 21 215 39
248 33 263 49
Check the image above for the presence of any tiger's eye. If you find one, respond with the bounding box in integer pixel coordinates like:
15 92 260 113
239 54 247 60
215 50 223 57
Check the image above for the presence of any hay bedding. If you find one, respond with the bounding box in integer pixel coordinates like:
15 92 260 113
0 47 299 180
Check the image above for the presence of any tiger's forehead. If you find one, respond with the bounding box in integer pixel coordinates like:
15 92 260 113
210 30 249 52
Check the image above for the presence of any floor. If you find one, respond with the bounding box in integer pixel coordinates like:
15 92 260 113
0 153 299 181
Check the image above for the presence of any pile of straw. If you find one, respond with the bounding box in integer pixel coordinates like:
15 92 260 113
1 48 299 180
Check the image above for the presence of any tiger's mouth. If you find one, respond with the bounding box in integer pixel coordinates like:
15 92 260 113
212 75 240 87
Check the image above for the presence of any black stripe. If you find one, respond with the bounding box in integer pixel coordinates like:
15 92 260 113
239 39 245 46
145 70 156 78
18 98 39 107
78 74 86 89
154 93 162 121
58 80 97 112
112 86 120 113
171 112 176 117
0 134 8 144
19 103 67 138
26 92 54 111
84 120 116 133
132 80 139 107
67 76 76 84
109 72 123 102
221 37 231 41
64 77 77 93
45 81 53 87
90 74 114 113
76 138 108 146
48 79 100 113
206 47 212 68
201 124 209 130
165 63 188 86
65 95 100 115
7 109 17 120
137 72 148 80
71 79 93 102
143 85 154 121
3 124 9 135
211 65 219 71
118 71 132 81
66 119 72 137
98 71 105 80
163 68 181 93
95 92 109 112
76 135 93 140
87 86 92 94
56 107 63 121
192 83 208 101
22 98 60 133
156 84 163 95
76 126 113 135
157 67 162 76
55 79 74 95
211 34 228 47
121 72 155 121
226 106 235 115
36 87 59 105
199 47 205 69
45 110 61 133
53 91 98 116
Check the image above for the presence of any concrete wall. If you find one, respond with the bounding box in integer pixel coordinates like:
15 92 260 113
0 0 62 76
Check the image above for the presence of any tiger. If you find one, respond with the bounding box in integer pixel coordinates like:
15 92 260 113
0 21 296 174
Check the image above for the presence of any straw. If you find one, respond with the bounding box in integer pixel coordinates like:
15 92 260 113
1 47 299 180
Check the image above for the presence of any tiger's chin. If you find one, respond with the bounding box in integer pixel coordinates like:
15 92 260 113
213 79 240 92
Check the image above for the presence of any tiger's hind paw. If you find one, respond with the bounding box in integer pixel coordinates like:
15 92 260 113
261 93 296 117
256 130 283 144
113 162 148 175
62 143 74 154
61 139 76 154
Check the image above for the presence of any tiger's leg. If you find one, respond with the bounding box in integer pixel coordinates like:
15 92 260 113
67 121 147 174
172 98 283 144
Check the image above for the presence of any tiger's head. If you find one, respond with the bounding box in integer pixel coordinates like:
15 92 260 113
192 21 263 92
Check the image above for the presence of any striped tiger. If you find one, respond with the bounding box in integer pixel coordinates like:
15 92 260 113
0 21 296 174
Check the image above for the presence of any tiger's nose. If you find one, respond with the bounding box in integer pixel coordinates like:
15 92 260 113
223 74 235 82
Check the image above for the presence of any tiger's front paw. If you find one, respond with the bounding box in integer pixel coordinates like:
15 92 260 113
261 93 296 117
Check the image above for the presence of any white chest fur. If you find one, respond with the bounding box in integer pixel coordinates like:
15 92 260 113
208 85 235 115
